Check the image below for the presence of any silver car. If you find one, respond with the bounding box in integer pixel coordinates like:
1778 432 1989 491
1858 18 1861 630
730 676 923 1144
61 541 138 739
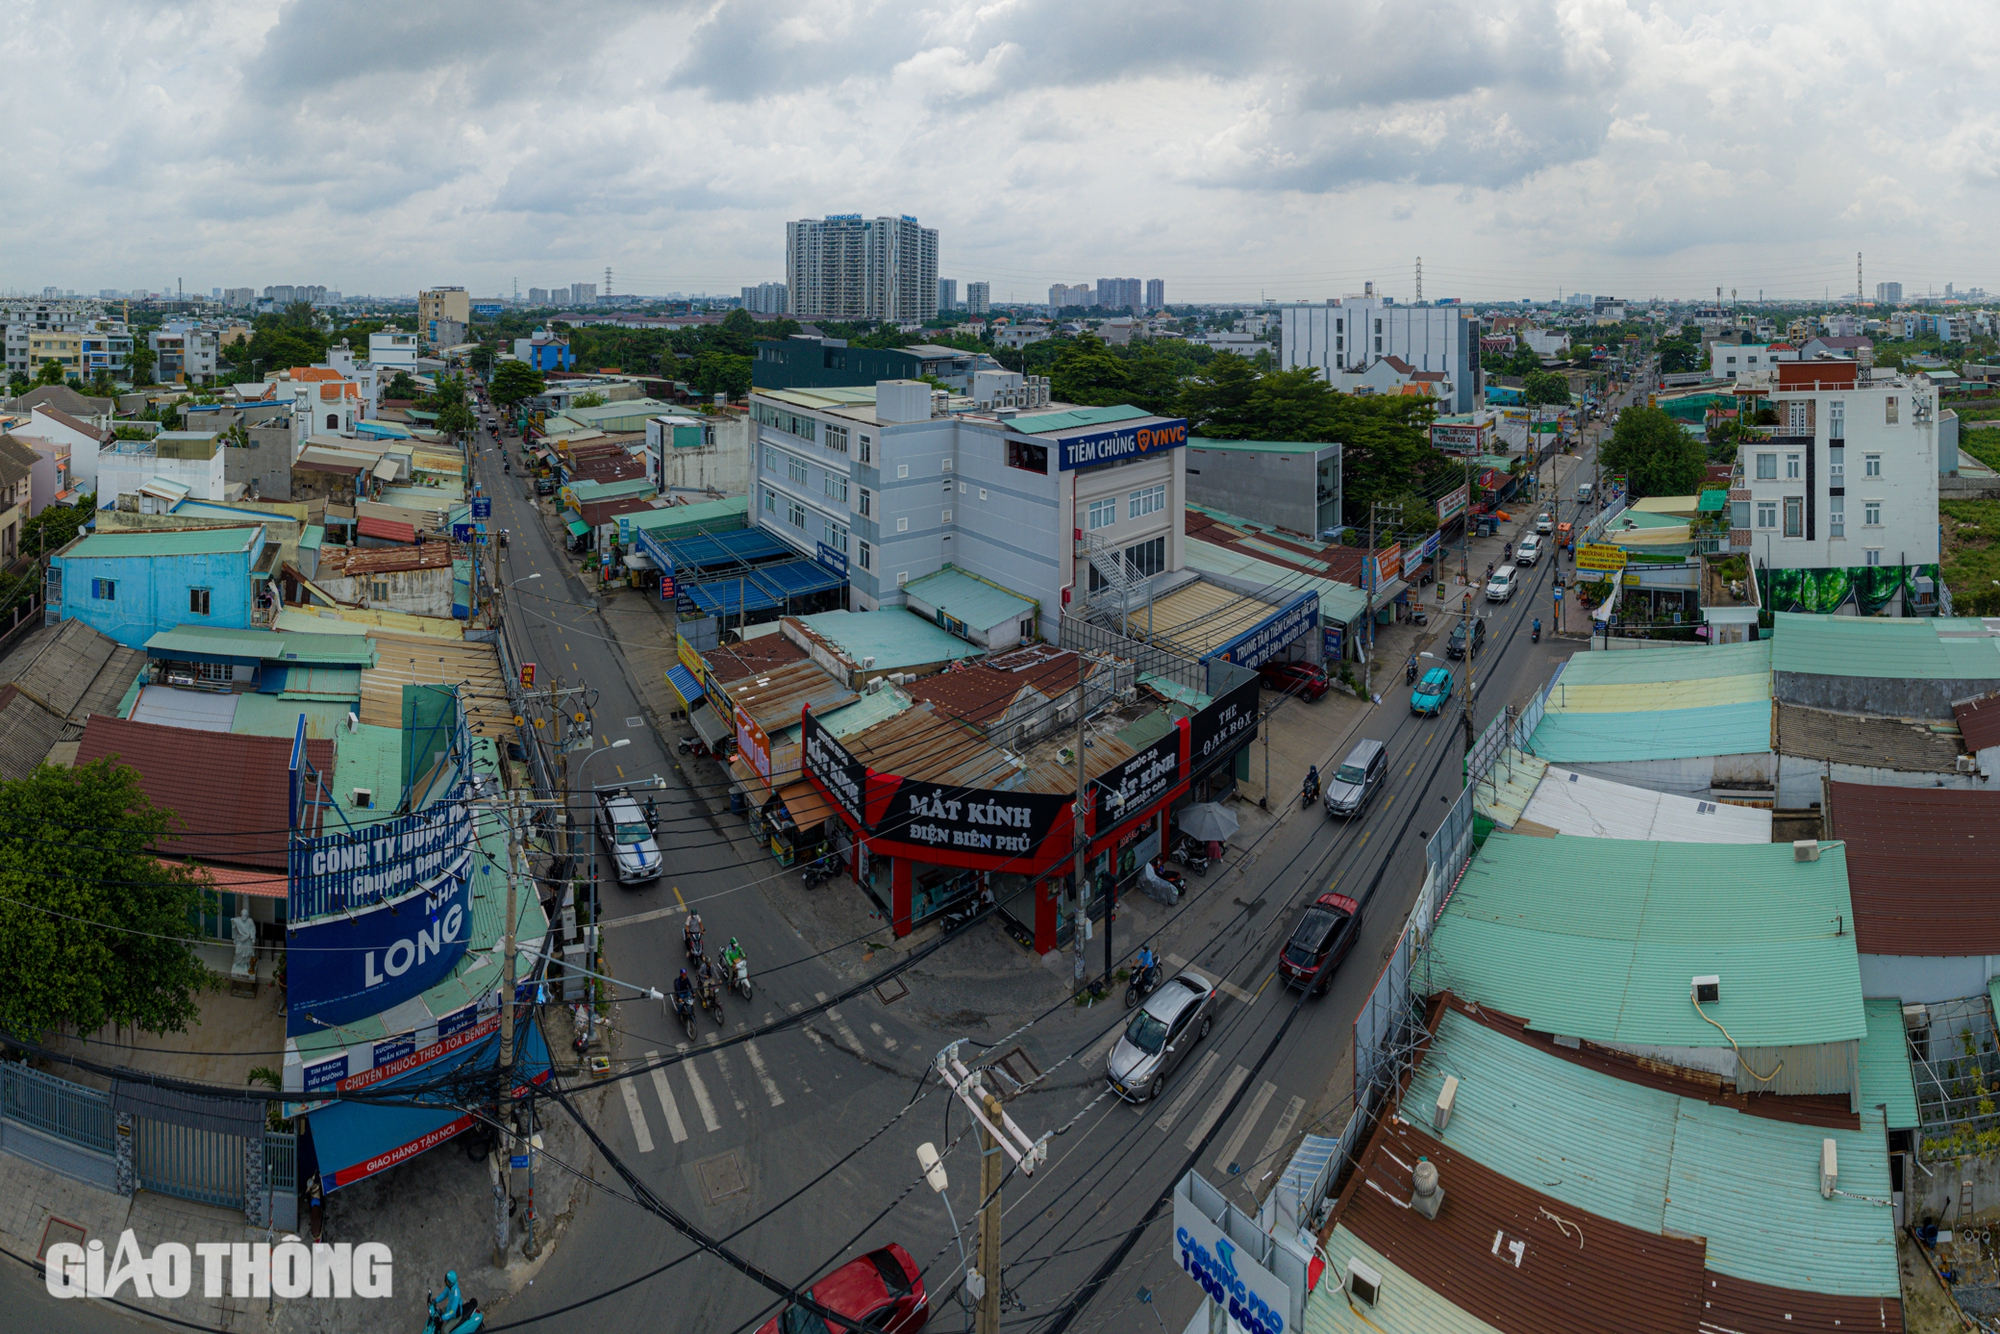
1106 970 1216 1102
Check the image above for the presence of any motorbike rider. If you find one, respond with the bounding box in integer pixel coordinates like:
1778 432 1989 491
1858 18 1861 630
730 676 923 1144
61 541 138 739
684 911 704 957
1532 617 1542 639
1134 944 1159 987
1303 764 1320 800
673 968 695 1013
434 1271 469 1327
722 936 746 974
696 953 720 1004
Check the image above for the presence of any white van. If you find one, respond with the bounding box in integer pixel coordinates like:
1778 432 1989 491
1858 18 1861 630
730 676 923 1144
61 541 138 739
1576 481 1595 503
1485 564 1518 602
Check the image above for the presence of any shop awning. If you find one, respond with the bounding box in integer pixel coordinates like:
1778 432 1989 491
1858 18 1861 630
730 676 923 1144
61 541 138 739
666 664 705 709
623 552 657 570
779 780 836 831
567 519 589 537
687 699 731 748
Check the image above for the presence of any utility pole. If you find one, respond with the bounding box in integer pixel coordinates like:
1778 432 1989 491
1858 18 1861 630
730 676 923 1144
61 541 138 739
977 1093 1004 1334
1071 653 1093 992
1363 502 1378 699
496 793 524 1269
933 1043 1048 1334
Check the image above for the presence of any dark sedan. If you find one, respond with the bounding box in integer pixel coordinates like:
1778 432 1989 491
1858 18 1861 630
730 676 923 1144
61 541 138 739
1277 892 1363 995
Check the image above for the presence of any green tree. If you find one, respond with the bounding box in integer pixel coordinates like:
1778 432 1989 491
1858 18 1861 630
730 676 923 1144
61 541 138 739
468 344 495 375
571 391 607 409
489 361 547 411
1176 353 1263 435
434 399 476 440
1522 369 1572 405
126 343 157 387
0 759 212 1037
1599 406 1706 499
1048 335 1131 405
7 371 27 395
34 359 66 387
19 493 93 561
1657 336 1701 374
382 371 424 402
690 351 751 400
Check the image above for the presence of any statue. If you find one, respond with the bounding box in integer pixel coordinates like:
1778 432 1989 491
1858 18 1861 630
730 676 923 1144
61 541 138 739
232 905 257 977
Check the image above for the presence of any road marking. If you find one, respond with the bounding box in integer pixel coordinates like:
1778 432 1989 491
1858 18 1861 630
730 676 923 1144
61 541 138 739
673 886 686 911
1357 830 1371 846
816 992 865 1054
1404 761 1415 776
681 1058 722 1132
1216 978 1254 1005
1084 1026 1122 1070
1214 1081 1278 1174
1253 1096 1307 1183
1155 1051 1220 1132
788 1001 826 1049
644 1050 688 1143
711 1049 747 1113
619 1076 654 1153
744 1040 786 1107
1425 733 1434 747
616 765 624 778
1184 1064 1253 1151
869 1021 899 1051
602 903 681 930
1252 973 1274 1002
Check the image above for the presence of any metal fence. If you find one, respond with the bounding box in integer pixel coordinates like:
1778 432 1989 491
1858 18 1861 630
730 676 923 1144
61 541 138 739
0 1062 114 1154
136 1118 244 1209
1909 994 2000 1160
1058 614 1207 694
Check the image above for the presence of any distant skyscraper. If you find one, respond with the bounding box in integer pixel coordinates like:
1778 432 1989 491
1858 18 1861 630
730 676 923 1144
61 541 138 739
785 214 939 323
1145 279 1165 310
742 282 790 315
966 282 990 314
1050 283 1093 309
937 279 957 312
528 287 549 305
1877 281 1903 304
570 282 597 305
1096 278 1142 312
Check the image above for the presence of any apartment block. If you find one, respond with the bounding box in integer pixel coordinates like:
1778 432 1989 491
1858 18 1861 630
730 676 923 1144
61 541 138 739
741 282 790 315
785 215 939 323
966 282 990 315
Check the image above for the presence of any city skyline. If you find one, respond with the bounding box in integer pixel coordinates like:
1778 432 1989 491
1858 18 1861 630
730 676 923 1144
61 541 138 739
7 2 2000 303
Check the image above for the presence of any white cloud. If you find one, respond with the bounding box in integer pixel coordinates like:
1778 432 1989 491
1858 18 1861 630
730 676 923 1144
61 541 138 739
3 0 2000 299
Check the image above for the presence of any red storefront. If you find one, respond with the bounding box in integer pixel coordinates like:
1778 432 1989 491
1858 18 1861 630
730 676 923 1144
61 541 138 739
800 675 1259 951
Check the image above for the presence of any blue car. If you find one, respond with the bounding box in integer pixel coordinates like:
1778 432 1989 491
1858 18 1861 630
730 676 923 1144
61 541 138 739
1411 665 1454 716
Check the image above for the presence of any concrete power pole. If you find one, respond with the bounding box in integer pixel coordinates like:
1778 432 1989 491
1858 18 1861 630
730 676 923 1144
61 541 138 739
495 794 524 1268
934 1044 1048 1334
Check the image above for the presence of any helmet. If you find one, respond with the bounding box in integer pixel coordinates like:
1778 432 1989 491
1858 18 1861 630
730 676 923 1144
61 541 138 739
729 936 739 949
445 1270 458 1286
679 968 688 978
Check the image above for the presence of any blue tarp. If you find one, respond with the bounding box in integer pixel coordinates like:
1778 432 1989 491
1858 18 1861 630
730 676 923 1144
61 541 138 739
682 559 845 617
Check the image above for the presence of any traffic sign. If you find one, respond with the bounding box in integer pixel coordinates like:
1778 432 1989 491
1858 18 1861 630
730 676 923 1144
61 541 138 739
521 662 537 689
451 522 474 542
473 497 492 519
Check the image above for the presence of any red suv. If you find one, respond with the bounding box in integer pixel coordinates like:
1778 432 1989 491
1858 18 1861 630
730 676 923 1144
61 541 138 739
758 1245 928 1334
1277 892 1363 995
1258 660 1329 701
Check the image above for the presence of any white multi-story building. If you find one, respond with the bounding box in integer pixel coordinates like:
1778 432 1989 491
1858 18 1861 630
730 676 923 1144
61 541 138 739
1279 296 1478 413
1707 342 1789 382
966 282 990 315
747 380 1185 639
1732 361 1940 591
368 331 418 372
741 282 789 315
785 215 938 324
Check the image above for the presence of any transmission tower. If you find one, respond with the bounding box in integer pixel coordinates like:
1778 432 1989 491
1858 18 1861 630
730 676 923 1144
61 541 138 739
1415 256 1422 304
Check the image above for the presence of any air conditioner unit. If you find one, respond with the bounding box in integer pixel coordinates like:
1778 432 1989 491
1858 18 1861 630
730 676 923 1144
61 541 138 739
1957 754 1979 774
1346 1258 1382 1306
1820 1138 1839 1199
352 788 374 809
1793 839 1820 862
1433 1075 1459 1132
1691 975 1720 1005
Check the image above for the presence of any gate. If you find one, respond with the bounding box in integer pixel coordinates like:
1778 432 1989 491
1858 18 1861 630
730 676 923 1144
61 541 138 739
135 1117 244 1209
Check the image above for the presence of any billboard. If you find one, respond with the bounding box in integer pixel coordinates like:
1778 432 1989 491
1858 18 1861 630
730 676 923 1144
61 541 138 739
1054 418 1189 470
1576 542 1628 572
868 776 1072 860
1213 593 1318 669
1095 728 1182 824
286 871 475 1035
1188 674 1260 774
288 774 475 919
1437 484 1470 523
800 709 867 828
735 703 772 780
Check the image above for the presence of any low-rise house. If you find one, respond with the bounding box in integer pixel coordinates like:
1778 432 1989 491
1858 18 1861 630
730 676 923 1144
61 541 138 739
309 542 456 617
23 403 112 494
49 526 279 647
9 433 74 515
97 431 228 509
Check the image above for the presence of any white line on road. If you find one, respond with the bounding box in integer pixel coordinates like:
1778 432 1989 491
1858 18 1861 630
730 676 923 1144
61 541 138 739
682 1058 722 1133
601 904 683 930
868 1021 899 1051
1214 1080 1277 1175
744 1041 786 1107
1184 1064 1252 1151
1252 1096 1307 1186
1155 1051 1220 1132
710 1050 747 1113
619 1076 654 1153
788 1001 826 1050
816 991 865 1054
644 1050 688 1143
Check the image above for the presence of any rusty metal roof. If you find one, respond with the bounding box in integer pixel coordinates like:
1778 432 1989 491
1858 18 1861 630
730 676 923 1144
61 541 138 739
1954 690 2000 752
1828 780 2000 955
318 541 454 576
703 634 808 685
724 659 856 733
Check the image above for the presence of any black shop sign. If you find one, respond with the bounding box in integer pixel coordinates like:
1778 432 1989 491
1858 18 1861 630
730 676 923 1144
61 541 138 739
876 779 1070 859
1188 675 1260 773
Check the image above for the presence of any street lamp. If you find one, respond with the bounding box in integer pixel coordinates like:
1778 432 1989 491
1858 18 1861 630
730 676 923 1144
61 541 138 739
917 1142 976 1330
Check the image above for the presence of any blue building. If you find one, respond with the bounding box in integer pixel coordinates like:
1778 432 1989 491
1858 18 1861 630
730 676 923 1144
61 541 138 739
512 331 575 372
49 526 279 647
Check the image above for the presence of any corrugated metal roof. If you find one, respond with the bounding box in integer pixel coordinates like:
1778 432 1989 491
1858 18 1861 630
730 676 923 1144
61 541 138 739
128 685 239 732
1776 703 1964 772
1519 766 1773 842
1859 998 1919 1131
901 566 1037 631
1182 539 1370 623
64 527 258 558
1528 699 1772 761
1187 436 1328 454
0 687 67 781
144 626 378 666
1544 675 1770 713
1828 781 2000 955
0 618 146 725
1631 494 1702 514
1547 639 1771 687
229 694 355 740
1126 577 1277 656
1405 1008 1900 1298
1307 1228 1501 1334
1472 748 1546 828
1429 832 1867 1049
1771 612 2000 680
793 609 983 671
725 659 857 733
1954 691 2000 751
1009 404 1152 434
356 515 417 544
358 637 512 741
625 496 748 537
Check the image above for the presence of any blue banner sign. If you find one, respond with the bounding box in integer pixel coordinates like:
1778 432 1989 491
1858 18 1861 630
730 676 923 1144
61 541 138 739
1213 593 1318 668
438 1004 482 1038
815 542 849 576
286 872 474 1035
372 1037 415 1067
289 772 475 919
302 1056 348 1093
452 522 474 542
472 497 492 519
1055 418 1189 471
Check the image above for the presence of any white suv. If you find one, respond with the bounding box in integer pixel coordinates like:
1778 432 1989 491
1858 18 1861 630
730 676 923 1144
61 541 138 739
1516 536 1542 566
1485 565 1518 601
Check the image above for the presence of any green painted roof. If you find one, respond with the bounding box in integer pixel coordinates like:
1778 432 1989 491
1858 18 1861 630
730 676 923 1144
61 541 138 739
1860 997 1920 1131
1405 1008 1898 1297
329 724 405 828
778 685 911 746
1602 508 1685 530
900 565 1036 631
143 626 379 666
1429 832 1866 1049
298 525 326 552
1771 612 2000 679
565 477 656 502
566 519 589 537
1552 639 1771 687
1011 404 1152 434
65 527 258 558
1308 1228 1498 1334
229 694 355 740
1698 489 1729 512
625 496 748 537
794 609 982 670
1139 673 1210 711
1186 436 1329 455
1183 538 1370 624
1528 699 1772 761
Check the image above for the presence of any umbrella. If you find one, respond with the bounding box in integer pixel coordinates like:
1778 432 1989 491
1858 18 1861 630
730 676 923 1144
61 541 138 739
1176 803 1238 843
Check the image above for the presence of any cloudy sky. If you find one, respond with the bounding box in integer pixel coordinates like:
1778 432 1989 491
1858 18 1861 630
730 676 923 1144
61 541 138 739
5 0 1996 303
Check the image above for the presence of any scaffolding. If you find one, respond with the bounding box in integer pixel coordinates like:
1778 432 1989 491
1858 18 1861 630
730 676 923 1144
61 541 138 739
1911 993 2000 1161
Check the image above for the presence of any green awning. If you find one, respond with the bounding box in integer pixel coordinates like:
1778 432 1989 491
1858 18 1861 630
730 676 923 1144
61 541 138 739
1698 490 1728 512
567 520 589 537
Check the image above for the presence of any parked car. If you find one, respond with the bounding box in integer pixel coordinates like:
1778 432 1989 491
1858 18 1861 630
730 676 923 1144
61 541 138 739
1515 535 1543 566
1410 665 1453 716
1277 892 1364 995
1323 737 1388 818
1107 970 1217 1102
595 786 663 885
1258 660 1329 702
1485 564 1518 602
1445 617 1486 660
1535 512 1554 534
756 1245 928 1334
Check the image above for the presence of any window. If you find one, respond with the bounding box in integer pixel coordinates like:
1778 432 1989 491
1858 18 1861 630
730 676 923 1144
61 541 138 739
858 489 872 518
896 517 908 533
1788 401 1808 434
1731 500 1750 528
858 541 872 570
1865 548 1882 566
1756 501 1777 528
787 455 807 486
763 446 777 472
1828 445 1844 482
1725 355 1737 365
978 488 987 501
957 481 967 494
897 571 909 587
1885 397 1899 425
1865 453 1881 477
1865 500 1881 526
1785 453 1801 480
91 577 116 600
1828 495 1844 538
1087 498 1117 530
1007 439 1048 474
1124 535 1167 577
941 508 953 522
1128 484 1166 519
788 499 805 529
941 459 953 472
824 425 849 454
1829 401 1845 438
822 518 848 552
1755 453 1777 480
859 434 871 464
824 473 849 504
897 464 910 479
1783 496 1802 537
186 586 212 616
762 488 775 513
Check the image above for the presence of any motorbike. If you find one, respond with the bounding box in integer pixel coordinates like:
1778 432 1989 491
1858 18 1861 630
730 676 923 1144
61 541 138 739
1405 657 1418 685
503 461 511 474
1410 604 1428 626
424 1284 483 1334
678 736 713 758
939 892 990 935
1300 775 1319 808
801 853 837 889
1531 619 1542 643
722 951 753 1001
672 989 698 1042
699 976 726 1026
1124 959 1162 1011
1170 836 1210 877
684 928 704 966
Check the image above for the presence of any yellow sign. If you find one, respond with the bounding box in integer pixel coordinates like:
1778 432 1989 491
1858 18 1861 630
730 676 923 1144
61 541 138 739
1576 542 1629 572
1622 571 1642 587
